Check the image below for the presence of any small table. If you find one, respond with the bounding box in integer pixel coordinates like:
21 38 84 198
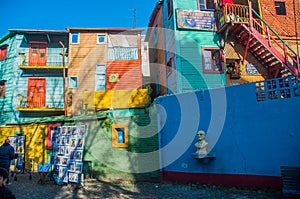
38 164 51 184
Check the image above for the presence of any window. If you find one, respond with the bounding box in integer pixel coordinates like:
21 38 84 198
275 1 286 15
0 45 8 60
97 34 106 44
167 0 173 18
112 124 128 148
0 80 6 98
202 48 223 73
69 76 78 89
70 33 80 44
198 0 215 10
95 64 106 91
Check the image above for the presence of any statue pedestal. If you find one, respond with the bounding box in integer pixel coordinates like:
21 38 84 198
192 152 216 164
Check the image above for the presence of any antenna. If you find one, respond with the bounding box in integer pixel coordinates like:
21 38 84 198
129 8 136 28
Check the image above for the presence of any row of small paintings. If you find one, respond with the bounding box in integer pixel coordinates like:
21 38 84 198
56 125 85 137
56 150 83 165
58 168 81 183
55 137 84 149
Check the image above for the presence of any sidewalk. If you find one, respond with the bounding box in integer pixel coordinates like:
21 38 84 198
8 172 283 199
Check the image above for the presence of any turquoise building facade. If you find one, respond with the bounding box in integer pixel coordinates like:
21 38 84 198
0 30 68 125
147 0 225 96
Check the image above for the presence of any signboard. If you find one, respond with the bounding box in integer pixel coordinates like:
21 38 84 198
246 63 259 74
176 9 215 31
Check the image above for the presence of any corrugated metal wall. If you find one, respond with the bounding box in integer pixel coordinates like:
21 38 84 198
106 60 142 90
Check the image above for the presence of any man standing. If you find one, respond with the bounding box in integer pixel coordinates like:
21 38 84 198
0 139 15 185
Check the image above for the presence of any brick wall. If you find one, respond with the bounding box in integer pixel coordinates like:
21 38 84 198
259 0 300 37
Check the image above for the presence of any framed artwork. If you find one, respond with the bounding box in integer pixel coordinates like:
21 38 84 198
70 138 77 148
68 172 79 183
68 162 75 172
75 150 82 161
58 166 67 179
75 163 82 173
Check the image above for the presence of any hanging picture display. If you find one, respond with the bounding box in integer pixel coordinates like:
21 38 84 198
8 136 25 154
8 136 26 169
52 125 86 185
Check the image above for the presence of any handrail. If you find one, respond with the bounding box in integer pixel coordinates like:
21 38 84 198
251 9 300 60
218 3 299 75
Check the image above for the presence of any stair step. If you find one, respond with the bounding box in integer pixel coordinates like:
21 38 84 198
254 47 266 54
258 50 269 57
249 41 261 49
260 53 274 60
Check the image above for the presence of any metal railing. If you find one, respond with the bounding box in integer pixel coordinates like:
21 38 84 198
18 52 67 67
107 47 138 60
219 3 299 76
17 100 64 109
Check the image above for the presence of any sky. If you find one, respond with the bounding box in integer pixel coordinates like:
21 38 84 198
1 0 158 37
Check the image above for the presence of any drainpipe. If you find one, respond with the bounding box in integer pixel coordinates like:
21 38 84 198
59 41 67 116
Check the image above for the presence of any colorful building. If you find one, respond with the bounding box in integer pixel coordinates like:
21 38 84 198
66 28 149 115
0 29 68 125
146 0 300 96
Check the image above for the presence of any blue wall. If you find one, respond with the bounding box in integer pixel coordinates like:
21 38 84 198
156 77 300 177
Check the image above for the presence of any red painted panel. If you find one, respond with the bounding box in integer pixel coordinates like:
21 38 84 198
106 60 142 90
162 171 282 190
29 42 47 66
27 78 46 108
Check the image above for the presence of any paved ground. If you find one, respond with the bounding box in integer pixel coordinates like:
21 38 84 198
7 172 284 199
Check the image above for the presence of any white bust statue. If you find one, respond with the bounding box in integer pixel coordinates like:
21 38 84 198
194 130 208 155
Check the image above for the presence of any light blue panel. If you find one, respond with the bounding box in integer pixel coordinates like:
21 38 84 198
46 77 64 108
175 0 198 9
158 78 300 177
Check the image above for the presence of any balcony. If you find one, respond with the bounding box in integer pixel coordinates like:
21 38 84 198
108 47 138 60
16 100 64 112
18 52 67 75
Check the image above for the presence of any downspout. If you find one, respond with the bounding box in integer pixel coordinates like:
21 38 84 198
59 41 67 116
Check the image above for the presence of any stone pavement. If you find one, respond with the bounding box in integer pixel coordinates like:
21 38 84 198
7 172 284 199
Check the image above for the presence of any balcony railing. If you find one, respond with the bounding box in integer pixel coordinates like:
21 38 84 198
18 52 67 68
16 100 64 111
108 47 138 60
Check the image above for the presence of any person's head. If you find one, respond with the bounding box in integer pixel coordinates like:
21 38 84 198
5 138 10 144
197 130 206 140
0 167 9 186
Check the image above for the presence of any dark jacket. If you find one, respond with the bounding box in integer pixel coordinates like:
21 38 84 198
0 186 16 199
0 143 15 164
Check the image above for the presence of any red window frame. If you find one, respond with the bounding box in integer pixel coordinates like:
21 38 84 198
202 47 223 74
0 45 8 61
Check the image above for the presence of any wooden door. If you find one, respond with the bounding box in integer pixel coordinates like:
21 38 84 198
27 78 46 108
29 42 47 66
